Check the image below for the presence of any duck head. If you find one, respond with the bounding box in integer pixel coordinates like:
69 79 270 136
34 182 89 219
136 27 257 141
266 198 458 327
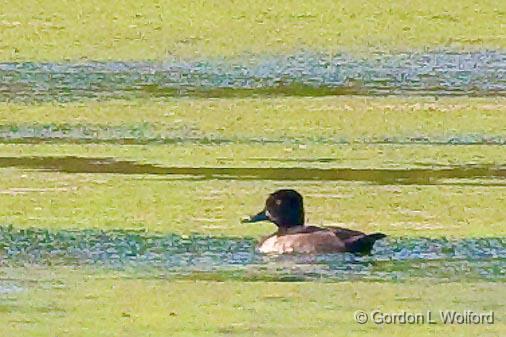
242 189 304 229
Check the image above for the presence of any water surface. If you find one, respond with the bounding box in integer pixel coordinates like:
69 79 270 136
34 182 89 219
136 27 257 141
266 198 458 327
0 226 504 282
1 51 505 102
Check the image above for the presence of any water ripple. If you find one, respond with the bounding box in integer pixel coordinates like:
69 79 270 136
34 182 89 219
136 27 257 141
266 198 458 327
0 226 504 282
1 51 505 102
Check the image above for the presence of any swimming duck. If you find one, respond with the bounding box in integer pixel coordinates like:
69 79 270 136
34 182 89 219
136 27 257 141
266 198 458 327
242 189 386 254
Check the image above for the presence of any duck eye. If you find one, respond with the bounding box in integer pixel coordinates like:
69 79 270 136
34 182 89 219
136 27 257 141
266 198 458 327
275 199 282 206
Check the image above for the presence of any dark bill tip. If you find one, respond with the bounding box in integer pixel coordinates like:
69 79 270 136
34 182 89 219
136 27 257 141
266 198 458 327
241 209 269 223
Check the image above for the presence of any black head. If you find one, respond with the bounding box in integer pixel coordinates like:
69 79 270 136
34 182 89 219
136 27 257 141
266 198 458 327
242 189 305 228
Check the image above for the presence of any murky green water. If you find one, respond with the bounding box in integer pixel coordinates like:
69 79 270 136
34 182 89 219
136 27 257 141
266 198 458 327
0 226 504 282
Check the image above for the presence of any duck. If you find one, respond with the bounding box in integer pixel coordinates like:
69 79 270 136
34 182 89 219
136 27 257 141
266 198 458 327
241 189 386 254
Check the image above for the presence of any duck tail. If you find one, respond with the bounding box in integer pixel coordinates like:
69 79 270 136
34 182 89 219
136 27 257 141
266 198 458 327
345 233 386 255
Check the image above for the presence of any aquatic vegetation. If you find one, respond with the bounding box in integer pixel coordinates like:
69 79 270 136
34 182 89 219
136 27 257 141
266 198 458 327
1 2 505 334
1 96 506 143
0 266 502 337
1 142 505 169
1 0 505 60
0 165 504 237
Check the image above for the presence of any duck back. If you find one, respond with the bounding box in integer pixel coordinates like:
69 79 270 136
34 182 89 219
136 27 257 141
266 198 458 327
258 230 347 254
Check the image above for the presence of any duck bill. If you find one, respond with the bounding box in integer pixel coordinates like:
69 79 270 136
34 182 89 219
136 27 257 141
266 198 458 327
241 209 269 223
